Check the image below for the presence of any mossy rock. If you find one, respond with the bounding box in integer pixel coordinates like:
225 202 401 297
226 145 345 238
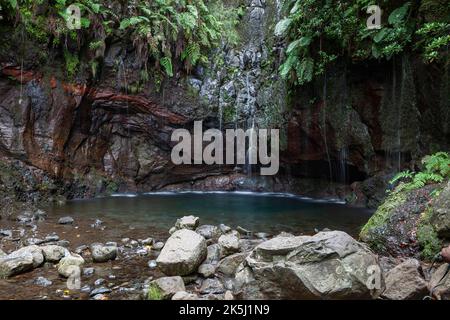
360 184 442 259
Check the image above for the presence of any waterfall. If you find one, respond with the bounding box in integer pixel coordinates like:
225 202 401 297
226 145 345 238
322 73 333 182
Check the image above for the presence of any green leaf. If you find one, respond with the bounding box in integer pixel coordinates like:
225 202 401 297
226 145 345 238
275 18 292 37
388 3 410 25
286 36 311 54
290 1 301 14
160 56 173 77
373 28 389 43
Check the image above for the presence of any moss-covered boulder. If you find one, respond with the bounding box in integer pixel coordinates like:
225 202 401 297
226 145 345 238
360 184 444 259
430 181 450 238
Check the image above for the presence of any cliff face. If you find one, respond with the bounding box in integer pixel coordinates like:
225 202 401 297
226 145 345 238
0 0 448 205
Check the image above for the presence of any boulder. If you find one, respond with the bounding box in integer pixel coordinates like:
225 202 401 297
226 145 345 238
90 243 117 262
58 253 85 277
0 253 34 278
8 245 44 268
429 263 450 300
234 231 384 299
157 229 207 276
218 232 240 256
41 245 68 262
430 181 450 238
217 252 247 276
34 276 52 287
204 244 222 264
200 278 225 294
219 224 232 234
172 291 199 300
58 216 74 225
442 246 450 263
196 225 221 239
153 242 165 251
198 263 216 278
381 259 428 300
148 276 186 300
173 215 199 232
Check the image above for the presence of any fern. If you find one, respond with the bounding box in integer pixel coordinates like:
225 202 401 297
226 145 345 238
390 152 449 192
181 43 201 66
159 56 173 77
390 170 413 184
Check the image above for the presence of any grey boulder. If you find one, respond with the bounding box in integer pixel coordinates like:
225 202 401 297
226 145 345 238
234 231 384 299
381 259 428 300
157 229 207 276
90 243 117 263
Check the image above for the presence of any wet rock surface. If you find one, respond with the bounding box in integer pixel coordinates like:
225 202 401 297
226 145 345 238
156 229 207 276
381 259 428 300
234 231 384 299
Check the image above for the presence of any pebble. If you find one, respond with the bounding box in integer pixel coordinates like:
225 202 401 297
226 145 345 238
45 234 60 242
153 242 164 250
94 278 106 286
0 229 13 237
91 294 107 300
148 260 157 269
219 224 232 234
136 248 148 256
34 276 52 287
141 237 153 246
81 285 91 293
83 267 95 277
90 219 103 229
75 245 88 254
90 287 111 297
58 216 74 225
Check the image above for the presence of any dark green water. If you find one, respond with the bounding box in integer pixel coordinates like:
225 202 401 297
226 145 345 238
48 192 373 236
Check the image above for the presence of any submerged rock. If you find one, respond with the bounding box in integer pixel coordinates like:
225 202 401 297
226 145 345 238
156 229 207 276
381 259 428 300
235 231 384 299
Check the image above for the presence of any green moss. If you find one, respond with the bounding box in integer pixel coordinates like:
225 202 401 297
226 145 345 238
223 105 236 123
146 284 163 300
360 190 407 240
64 50 79 78
417 208 442 261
